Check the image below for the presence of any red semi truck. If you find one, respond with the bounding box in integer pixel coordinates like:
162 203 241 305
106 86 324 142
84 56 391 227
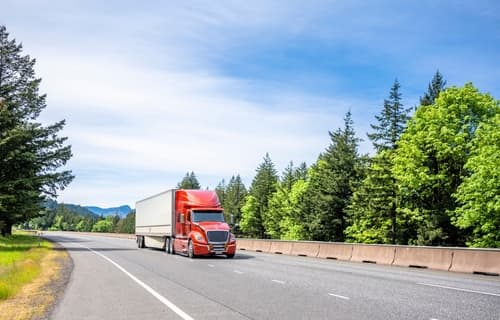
135 189 236 258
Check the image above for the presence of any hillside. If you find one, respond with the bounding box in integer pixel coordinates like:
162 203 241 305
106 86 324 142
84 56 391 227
85 205 132 218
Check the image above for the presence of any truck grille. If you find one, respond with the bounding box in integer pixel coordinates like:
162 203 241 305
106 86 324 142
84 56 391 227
207 231 228 243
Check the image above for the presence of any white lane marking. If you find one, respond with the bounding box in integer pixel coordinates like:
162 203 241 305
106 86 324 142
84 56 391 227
328 293 350 300
417 282 500 297
272 279 285 284
234 270 244 274
207 264 215 268
76 244 195 320
430 318 439 320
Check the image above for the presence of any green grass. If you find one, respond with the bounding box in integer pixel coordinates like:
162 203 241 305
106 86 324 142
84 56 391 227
0 233 52 300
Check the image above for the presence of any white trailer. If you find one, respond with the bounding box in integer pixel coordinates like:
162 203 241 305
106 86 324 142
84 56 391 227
135 189 175 249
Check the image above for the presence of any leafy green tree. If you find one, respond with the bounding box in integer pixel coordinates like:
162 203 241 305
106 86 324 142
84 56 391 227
240 153 278 238
240 195 260 237
303 112 363 241
453 114 500 247
420 70 447 106
0 25 73 236
264 161 308 239
266 178 308 240
394 83 498 245
348 80 411 244
177 171 201 189
92 216 114 233
115 210 135 234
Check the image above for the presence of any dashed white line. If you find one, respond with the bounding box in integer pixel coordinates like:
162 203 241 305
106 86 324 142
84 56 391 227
207 264 215 268
417 282 500 297
76 243 194 320
328 293 350 300
234 270 244 274
272 279 286 284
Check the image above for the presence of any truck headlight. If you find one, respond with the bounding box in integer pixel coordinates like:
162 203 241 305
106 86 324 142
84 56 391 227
193 232 205 243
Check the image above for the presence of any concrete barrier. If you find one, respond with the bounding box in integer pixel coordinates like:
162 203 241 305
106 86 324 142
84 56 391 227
393 246 453 271
236 239 253 251
269 240 293 255
291 241 320 257
351 244 396 265
317 243 353 260
251 239 272 253
450 249 500 275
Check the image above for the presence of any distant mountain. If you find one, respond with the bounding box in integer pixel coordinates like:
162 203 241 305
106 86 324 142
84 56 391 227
42 199 99 219
85 205 132 218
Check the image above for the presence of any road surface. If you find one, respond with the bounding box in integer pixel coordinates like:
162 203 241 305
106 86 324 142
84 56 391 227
45 232 500 320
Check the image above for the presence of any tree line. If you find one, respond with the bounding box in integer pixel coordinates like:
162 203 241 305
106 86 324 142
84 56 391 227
21 203 136 234
202 73 499 248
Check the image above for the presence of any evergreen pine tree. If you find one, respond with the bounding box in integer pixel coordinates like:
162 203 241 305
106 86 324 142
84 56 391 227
303 112 362 241
367 79 411 151
0 25 73 236
348 80 411 244
177 171 201 189
224 175 247 227
420 70 447 106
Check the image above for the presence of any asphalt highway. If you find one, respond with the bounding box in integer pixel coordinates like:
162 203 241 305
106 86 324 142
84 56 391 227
45 232 500 320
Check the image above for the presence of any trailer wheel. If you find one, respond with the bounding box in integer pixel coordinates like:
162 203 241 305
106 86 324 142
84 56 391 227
137 236 145 248
165 237 171 254
187 240 195 258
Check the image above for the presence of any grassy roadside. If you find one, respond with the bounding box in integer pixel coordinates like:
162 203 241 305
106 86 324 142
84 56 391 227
0 231 71 320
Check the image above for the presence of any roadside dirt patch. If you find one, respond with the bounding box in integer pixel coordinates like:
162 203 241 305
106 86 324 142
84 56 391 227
0 242 73 320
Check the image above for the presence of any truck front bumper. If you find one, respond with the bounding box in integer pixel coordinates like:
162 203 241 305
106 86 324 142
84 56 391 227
193 242 237 256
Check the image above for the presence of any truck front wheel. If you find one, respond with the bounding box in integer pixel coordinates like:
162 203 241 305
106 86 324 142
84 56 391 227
226 254 235 259
188 240 195 258
165 237 171 254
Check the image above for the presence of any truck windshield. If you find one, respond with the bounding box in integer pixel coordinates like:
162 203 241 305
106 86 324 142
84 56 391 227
192 211 225 223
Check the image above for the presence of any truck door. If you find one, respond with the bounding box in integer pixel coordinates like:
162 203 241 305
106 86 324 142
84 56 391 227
184 210 191 236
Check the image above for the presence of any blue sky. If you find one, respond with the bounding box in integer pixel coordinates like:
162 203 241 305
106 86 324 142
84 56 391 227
3 1 499 207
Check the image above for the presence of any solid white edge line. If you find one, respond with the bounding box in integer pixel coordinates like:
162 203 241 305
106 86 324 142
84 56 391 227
328 293 350 300
417 282 500 297
77 244 195 320
271 279 285 284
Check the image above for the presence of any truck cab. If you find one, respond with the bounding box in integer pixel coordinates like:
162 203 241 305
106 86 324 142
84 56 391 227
173 189 236 258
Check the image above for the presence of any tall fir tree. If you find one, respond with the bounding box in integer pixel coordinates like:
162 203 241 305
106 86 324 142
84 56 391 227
367 79 411 151
420 70 447 106
177 171 201 189
224 175 247 226
240 153 278 238
215 178 227 207
348 79 411 244
303 112 362 242
0 25 73 236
